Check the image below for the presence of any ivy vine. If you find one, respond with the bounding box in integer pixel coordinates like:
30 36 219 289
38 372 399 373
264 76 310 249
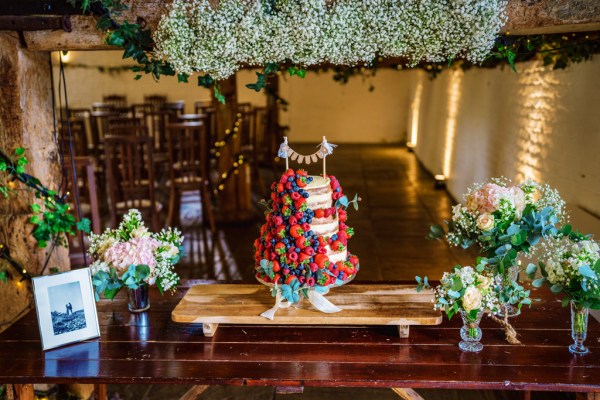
0 148 91 282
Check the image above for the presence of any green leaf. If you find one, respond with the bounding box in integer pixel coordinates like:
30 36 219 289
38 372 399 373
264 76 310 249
525 263 537 275
579 264 597 279
177 73 189 83
30 203 41 213
532 277 546 288
76 218 91 233
214 84 225 104
550 284 563 294
0 270 6 283
14 147 25 156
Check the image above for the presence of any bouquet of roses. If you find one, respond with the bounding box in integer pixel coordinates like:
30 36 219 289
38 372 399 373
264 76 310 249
527 236 600 309
89 209 184 300
428 178 566 273
418 265 500 320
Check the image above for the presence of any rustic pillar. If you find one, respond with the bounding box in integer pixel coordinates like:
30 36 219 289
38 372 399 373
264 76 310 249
213 76 252 221
0 32 67 330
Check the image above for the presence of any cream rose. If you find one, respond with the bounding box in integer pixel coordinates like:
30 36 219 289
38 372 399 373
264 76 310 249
462 286 483 312
476 275 491 290
131 226 150 239
465 194 479 212
476 213 495 231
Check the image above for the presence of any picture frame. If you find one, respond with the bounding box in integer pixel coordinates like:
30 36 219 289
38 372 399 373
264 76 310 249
32 268 100 350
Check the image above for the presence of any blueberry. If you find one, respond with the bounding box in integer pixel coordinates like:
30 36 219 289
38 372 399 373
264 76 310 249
295 247 301 253
288 177 294 182
307 218 313 224
313 235 318 240
283 238 289 244
271 238 276 243
303 192 309 198
291 270 297 276
332 234 338 240
307 230 314 236
336 188 340 192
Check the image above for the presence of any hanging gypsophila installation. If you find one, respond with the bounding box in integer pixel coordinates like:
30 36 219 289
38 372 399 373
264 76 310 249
153 0 508 81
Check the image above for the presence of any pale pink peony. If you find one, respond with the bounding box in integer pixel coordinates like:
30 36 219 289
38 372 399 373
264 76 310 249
472 183 508 213
510 187 526 218
103 237 161 275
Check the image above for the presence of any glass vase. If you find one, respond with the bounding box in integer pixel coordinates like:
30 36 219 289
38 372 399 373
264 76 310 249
497 264 520 318
459 309 484 353
127 283 150 313
569 301 589 355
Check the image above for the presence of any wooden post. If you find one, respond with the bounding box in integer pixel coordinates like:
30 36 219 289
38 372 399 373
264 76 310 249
0 32 68 328
94 384 107 400
213 75 252 221
14 384 34 400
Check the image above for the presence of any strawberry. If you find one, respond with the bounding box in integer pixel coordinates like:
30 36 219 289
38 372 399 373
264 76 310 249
274 242 286 255
276 225 286 238
349 255 359 266
282 205 292 217
273 273 281 283
283 268 290 275
277 182 285 193
272 260 281 272
285 169 295 176
314 209 324 218
285 275 297 284
295 236 309 248
298 252 311 264
314 254 329 269
318 236 327 246
294 199 307 211
296 177 307 188
290 224 304 238
296 169 308 177
338 209 347 222
331 240 345 251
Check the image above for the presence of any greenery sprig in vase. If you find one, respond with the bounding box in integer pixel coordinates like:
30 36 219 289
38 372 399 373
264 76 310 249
526 235 600 355
417 265 499 352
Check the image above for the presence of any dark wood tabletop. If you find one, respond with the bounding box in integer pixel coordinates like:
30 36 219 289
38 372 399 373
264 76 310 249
1 280 599 393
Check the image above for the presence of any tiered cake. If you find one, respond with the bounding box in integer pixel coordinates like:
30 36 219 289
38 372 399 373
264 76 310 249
254 169 359 288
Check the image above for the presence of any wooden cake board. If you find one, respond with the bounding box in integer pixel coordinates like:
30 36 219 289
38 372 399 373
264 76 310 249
172 284 441 337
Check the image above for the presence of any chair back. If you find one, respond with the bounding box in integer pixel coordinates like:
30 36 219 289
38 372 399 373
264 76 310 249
60 117 89 157
90 110 118 152
108 117 146 137
102 94 127 110
63 156 101 267
144 95 167 111
104 135 158 230
166 121 209 187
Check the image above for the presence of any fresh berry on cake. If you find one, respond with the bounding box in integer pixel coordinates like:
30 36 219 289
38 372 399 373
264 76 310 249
254 169 360 288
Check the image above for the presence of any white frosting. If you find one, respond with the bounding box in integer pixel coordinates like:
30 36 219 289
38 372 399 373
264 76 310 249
310 216 339 236
306 175 329 190
327 248 348 264
307 193 333 209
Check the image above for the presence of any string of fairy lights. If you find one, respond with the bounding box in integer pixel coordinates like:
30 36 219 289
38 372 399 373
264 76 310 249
212 112 246 195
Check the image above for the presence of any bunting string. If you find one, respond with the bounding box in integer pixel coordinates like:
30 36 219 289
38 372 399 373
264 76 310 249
278 136 336 175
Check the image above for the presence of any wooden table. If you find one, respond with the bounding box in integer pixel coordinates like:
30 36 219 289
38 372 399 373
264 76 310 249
1 281 599 399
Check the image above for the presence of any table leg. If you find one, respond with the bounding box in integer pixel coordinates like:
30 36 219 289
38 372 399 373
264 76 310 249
14 384 34 400
179 385 209 400
398 325 410 338
94 384 107 400
391 388 424 399
203 323 219 337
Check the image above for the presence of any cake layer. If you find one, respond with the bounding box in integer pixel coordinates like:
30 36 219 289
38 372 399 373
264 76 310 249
306 176 333 209
310 216 339 236
327 248 348 264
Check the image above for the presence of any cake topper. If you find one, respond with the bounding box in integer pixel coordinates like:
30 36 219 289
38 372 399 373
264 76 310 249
278 136 337 177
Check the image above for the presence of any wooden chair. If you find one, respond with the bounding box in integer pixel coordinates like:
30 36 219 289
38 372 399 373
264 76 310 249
90 110 118 154
194 102 217 146
107 116 145 136
194 101 212 115
144 95 167 112
177 113 206 122
91 102 115 112
166 121 215 232
104 135 160 231
102 94 127 109
60 117 89 157
131 103 154 118
63 156 101 267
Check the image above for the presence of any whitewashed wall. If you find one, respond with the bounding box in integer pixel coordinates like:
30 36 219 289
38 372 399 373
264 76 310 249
409 61 600 235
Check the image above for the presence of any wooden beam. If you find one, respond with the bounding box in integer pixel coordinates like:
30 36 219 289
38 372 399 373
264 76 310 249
20 0 600 51
391 388 425 400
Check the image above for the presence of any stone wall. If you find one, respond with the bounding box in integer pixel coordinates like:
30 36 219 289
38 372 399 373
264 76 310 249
409 60 600 236
0 32 67 330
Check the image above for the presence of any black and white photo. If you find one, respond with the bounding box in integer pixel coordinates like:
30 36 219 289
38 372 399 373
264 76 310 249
33 268 100 350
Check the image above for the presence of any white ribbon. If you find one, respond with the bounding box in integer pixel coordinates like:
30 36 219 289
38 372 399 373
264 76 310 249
260 287 342 320
320 137 337 155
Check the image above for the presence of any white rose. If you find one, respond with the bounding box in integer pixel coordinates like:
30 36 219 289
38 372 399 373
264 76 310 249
462 286 483 312
163 244 180 258
476 213 495 231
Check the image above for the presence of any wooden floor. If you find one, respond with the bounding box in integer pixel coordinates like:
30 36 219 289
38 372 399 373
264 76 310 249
105 145 568 400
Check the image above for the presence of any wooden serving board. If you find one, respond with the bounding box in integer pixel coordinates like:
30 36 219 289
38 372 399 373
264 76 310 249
172 284 441 337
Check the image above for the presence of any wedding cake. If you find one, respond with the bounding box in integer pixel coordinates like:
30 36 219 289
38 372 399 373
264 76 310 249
254 169 360 288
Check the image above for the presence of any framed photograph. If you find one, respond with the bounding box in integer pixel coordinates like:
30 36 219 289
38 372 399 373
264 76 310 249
32 268 100 350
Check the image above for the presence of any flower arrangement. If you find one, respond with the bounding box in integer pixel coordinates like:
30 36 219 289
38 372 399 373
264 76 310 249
419 265 499 320
428 178 566 272
89 209 183 300
527 236 600 309
154 0 508 81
